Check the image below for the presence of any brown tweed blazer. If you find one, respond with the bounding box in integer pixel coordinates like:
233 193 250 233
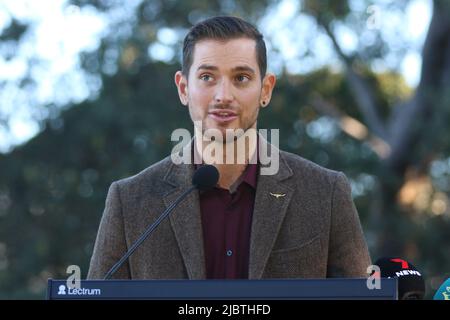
87 141 372 280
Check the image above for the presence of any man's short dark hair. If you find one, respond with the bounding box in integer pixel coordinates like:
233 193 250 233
182 16 267 79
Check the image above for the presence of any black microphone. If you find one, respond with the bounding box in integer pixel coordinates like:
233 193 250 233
374 257 425 300
103 164 219 280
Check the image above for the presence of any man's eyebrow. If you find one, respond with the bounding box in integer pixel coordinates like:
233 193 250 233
196 64 256 75
231 65 256 75
197 64 219 71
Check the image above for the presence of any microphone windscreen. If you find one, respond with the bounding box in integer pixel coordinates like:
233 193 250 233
192 165 219 191
375 257 425 300
433 278 450 300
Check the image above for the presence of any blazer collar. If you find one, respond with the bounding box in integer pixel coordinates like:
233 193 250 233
162 139 205 279
248 139 295 279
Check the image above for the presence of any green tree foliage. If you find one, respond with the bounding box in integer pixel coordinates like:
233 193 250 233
1 60 448 298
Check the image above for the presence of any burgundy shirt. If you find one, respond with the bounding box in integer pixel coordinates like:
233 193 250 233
195 159 258 279
191 139 259 279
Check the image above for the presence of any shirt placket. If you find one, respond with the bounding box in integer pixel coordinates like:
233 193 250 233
225 188 244 278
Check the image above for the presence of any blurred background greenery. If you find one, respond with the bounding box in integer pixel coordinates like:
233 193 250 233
0 0 449 299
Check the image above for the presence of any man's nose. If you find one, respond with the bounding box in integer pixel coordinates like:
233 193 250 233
214 79 234 105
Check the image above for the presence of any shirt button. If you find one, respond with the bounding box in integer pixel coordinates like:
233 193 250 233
226 250 233 257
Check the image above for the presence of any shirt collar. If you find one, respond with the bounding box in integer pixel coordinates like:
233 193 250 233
192 136 259 190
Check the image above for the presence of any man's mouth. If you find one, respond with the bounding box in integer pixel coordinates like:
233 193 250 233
208 109 238 123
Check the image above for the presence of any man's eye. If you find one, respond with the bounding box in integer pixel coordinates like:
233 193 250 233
200 74 213 81
236 75 250 82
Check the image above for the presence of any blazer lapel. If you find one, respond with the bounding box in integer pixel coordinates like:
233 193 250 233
248 149 295 279
162 145 206 279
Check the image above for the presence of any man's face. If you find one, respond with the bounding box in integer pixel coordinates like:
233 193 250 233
175 37 276 140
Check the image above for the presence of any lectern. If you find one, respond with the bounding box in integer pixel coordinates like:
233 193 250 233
47 278 397 300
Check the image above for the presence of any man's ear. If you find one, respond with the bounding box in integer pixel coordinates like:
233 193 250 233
260 72 276 108
174 71 188 106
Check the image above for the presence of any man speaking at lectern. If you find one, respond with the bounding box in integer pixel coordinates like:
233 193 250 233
87 16 371 280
